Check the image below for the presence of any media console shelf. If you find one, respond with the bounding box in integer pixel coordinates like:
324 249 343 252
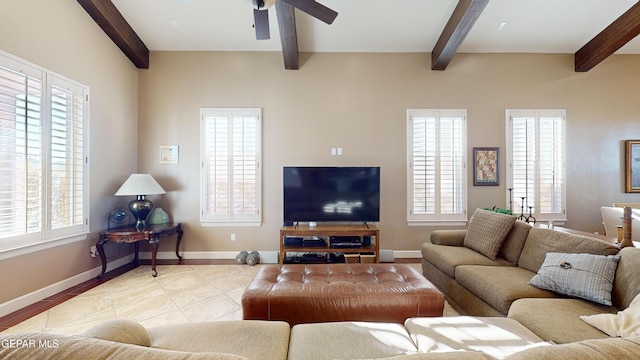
279 224 379 264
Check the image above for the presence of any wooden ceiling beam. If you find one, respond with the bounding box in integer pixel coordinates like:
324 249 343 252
575 2 640 72
77 0 149 69
276 0 299 70
431 0 489 71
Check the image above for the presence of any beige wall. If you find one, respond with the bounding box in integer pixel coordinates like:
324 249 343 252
139 51 640 254
0 0 139 304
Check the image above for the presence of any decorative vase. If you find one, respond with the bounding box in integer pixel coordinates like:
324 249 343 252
148 208 170 225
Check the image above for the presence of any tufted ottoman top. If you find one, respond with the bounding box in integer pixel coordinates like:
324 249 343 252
241 264 444 325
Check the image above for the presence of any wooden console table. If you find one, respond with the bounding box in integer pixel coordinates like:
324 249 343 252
279 224 379 264
96 223 183 278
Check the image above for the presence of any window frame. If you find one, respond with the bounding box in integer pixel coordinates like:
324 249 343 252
406 109 468 226
505 109 567 223
0 50 90 255
200 108 262 227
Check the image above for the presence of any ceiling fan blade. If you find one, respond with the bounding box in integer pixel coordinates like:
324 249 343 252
254 9 270 40
282 0 338 24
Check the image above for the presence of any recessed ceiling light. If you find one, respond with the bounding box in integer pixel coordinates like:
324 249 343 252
497 22 507 31
169 19 179 28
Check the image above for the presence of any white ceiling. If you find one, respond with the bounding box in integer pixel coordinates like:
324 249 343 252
111 0 640 54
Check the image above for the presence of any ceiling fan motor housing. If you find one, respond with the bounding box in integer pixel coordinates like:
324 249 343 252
252 0 275 10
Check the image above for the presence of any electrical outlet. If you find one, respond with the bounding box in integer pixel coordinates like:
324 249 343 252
231 233 236 241
90 246 97 258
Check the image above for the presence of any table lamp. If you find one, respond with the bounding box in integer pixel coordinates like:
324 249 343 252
114 174 166 229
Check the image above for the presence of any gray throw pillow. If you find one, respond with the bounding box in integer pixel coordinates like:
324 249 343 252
463 209 517 260
528 252 621 306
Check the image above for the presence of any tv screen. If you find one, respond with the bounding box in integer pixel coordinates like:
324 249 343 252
283 167 380 223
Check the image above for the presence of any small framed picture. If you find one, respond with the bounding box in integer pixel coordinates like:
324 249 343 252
473 147 499 186
625 140 640 193
159 145 179 164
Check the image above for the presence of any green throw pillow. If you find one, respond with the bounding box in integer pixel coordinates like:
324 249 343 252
528 252 620 306
463 208 517 260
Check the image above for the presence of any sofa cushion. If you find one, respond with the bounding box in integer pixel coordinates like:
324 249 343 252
148 320 290 360
504 336 640 360
508 298 615 344
580 293 640 337
528 253 620 306
612 247 640 310
377 353 495 360
498 220 532 265
422 242 512 279
455 265 557 314
404 316 549 358
463 209 517 260
0 333 248 360
82 319 151 347
517 227 620 273
287 321 418 360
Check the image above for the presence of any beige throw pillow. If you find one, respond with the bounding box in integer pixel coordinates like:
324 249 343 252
580 293 640 337
463 208 517 260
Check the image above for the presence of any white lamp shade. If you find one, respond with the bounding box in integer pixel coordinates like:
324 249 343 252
114 174 166 196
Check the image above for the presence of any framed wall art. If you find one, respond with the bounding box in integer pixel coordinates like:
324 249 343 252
159 145 179 164
625 140 640 193
473 147 499 186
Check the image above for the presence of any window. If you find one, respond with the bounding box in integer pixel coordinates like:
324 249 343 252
200 108 262 226
506 109 566 222
0 51 89 252
407 109 467 225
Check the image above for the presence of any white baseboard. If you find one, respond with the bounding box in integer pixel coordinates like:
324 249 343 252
140 250 421 263
0 255 134 318
393 250 422 259
138 251 281 264
379 250 395 262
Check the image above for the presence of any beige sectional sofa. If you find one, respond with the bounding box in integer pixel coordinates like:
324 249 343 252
3 207 640 358
2 317 640 359
422 209 640 345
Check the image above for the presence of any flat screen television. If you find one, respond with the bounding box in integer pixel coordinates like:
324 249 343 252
283 166 380 223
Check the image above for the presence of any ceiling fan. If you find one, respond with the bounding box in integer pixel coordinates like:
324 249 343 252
252 0 338 40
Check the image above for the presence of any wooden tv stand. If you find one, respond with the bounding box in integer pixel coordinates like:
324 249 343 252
279 224 379 264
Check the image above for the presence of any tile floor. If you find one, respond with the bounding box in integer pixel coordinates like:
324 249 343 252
1 264 261 336
1 263 455 336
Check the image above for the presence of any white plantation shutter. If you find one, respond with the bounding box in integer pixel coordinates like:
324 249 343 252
233 116 258 217
507 110 565 222
407 109 467 225
49 77 86 234
204 115 229 216
201 108 262 226
0 60 43 241
0 51 89 250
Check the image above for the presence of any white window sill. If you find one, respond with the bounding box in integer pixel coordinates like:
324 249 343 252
200 221 262 227
407 220 468 227
0 232 90 261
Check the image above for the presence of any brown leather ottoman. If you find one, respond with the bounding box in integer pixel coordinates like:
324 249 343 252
241 263 445 326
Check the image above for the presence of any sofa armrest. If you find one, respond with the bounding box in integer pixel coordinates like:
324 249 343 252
430 230 467 246
83 319 151 347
